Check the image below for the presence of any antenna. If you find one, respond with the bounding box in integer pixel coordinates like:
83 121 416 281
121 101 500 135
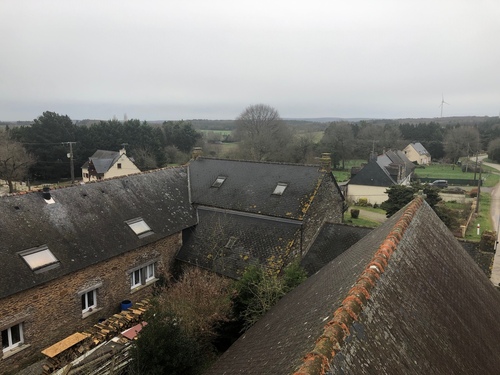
439 94 449 117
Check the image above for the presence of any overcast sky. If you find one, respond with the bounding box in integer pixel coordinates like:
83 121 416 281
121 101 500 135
1 0 500 121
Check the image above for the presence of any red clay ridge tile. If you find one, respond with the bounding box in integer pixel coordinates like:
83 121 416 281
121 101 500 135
292 197 424 375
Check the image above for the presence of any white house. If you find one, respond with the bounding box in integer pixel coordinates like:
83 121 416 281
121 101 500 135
81 148 140 181
403 142 431 165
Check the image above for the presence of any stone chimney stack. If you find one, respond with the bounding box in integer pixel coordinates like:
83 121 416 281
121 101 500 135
320 153 332 173
192 147 203 160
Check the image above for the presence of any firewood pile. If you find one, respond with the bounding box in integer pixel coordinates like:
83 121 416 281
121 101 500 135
41 300 150 374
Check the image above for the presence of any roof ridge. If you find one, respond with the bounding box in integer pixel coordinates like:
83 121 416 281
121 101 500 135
292 196 424 375
193 156 322 168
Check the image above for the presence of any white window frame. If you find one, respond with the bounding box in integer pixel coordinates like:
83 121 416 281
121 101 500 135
2 323 24 353
130 269 142 289
81 289 97 314
146 263 155 282
18 245 60 273
129 262 157 291
126 218 153 238
272 182 288 196
212 176 226 188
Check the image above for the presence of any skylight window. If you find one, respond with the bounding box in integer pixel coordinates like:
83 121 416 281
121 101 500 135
272 183 288 196
19 245 60 273
126 218 153 238
225 236 238 249
212 176 227 188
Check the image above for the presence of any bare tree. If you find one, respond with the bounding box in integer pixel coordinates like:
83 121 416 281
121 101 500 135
0 131 35 193
444 126 481 164
235 104 293 161
320 122 354 169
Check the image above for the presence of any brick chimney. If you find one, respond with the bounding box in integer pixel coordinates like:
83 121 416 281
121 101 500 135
192 147 202 160
320 153 332 173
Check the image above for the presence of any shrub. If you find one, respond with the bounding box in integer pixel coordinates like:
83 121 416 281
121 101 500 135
357 198 368 207
480 230 497 253
350 209 360 219
469 188 478 198
373 203 379 209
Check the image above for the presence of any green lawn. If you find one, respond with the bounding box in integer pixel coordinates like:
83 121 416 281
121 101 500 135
343 216 380 228
465 193 493 240
332 159 366 182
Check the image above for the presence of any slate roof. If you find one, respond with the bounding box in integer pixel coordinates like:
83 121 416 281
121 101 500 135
300 223 372 276
349 150 414 187
409 141 431 156
348 159 394 186
177 207 302 279
0 167 197 300
81 150 121 173
188 158 327 219
206 197 500 375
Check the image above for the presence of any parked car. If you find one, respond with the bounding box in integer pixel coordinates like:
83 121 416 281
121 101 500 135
429 180 448 188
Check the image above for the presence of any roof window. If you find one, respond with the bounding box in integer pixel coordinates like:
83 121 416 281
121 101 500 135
19 245 60 273
126 218 153 238
225 236 238 249
272 183 288 196
212 176 227 188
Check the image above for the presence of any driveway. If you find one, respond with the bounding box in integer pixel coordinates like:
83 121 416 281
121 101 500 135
481 160 500 285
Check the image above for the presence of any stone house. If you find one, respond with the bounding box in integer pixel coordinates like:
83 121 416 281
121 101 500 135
403 141 431 165
81 148 140 181
347 150 415 205
0 156 345 373
177 156 345 278
0 167 196 373
206 197 500 375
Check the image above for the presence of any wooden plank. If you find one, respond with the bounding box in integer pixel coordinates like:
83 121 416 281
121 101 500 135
41 332 90 358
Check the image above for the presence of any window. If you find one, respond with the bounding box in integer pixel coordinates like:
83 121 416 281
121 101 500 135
117 163 122 169
81 289 97 313
212 176 226 188
2 324 23 353
130 262 157 290
272 183 288 196
146 264 155 282
130 269 142 288
225 236 238 249
19 246 59 273
126 218 153 238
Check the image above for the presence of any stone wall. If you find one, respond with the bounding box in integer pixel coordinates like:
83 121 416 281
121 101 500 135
0 232 181 375
301 175 344 257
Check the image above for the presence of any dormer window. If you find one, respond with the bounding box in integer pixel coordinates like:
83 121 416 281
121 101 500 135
212 176 227 188
126 218 153 238
272 183 288 196
19 245 60 273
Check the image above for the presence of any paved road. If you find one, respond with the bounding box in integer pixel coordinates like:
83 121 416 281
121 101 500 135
480 161 500 285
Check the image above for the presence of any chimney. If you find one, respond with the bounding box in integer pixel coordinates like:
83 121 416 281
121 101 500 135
119 147 126 155
320 153 332 173
192 147 203 160
42 186 51 200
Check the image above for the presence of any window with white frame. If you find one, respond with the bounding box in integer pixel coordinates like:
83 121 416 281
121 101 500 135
130 262 157 290
130 268 142 289
18 245 60 273
126 218 153 238
146 263 155 282
212 176 226 188
272 182 288 196
1 323 24 353
81 289 97 313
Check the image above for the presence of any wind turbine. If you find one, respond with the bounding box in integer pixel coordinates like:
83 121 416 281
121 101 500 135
439 94 449 117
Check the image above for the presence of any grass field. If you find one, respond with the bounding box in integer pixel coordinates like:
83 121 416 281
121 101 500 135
465 193 493 240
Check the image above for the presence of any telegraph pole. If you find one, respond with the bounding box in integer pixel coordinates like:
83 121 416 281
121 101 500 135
62 142 76 184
